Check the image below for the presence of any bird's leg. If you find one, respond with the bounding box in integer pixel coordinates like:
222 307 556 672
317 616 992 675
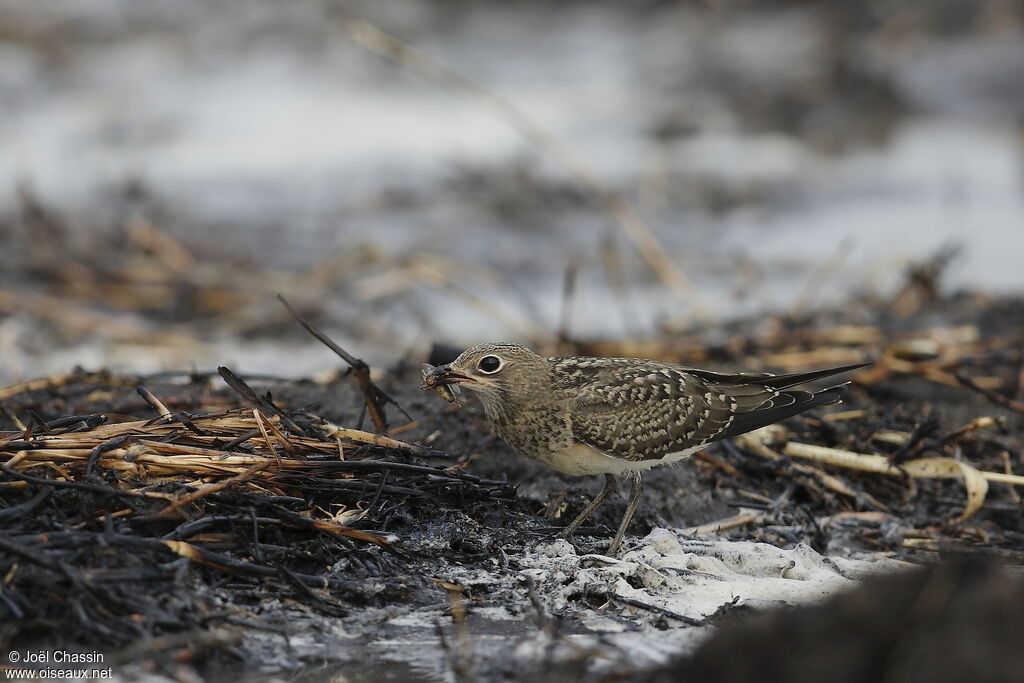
558 473 617 539
608 471 642 554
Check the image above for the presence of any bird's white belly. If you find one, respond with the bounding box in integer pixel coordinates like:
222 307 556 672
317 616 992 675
534 442 702 476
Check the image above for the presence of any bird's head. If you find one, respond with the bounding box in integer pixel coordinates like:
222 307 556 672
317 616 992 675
421 342 548 410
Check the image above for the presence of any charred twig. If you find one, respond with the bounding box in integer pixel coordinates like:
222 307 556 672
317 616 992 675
217 428 260 452
44 413 108 432
281 476 424 498
137 386 172 423
0 439 46 452
0 535 62 571
277 565 349 617
163 515 274 541
93 533 376 589
216 366 306 435
0 487 52 523
277 294 408 433
85 434 133 476
890 415 940 463
955 373 1024 415
149 460 272 520
301 459 501 484
0 464 144 500
938 416 1003 446
596 590 705 627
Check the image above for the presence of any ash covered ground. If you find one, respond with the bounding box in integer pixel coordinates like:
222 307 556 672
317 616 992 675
2 279 1023 681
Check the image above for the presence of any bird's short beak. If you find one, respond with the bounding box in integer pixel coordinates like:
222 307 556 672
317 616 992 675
420 364 476 391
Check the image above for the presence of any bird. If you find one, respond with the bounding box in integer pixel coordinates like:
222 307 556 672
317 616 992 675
421 342 867 554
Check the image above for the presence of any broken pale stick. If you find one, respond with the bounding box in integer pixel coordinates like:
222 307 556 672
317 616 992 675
683 512 762 536
738 427 1024 521
323 423 443 457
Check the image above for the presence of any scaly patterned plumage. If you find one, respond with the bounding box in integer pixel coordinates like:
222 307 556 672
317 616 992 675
422 342 866 553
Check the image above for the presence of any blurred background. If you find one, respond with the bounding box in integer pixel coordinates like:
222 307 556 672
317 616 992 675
1 0 1022 382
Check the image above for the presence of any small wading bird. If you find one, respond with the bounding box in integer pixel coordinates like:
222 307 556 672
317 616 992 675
422 343 867 554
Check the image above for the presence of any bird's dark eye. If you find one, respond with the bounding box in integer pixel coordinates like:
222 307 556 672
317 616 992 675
478 355 502 373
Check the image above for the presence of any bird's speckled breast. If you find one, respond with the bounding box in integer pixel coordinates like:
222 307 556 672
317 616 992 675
481 395 575 468
486 398 698 475
482 396 671 476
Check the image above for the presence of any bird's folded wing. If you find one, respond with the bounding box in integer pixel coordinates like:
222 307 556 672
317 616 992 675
554 358 847 462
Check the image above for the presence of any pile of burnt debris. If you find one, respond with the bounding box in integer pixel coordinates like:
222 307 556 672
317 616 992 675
0 367 528 671
1 277 1022 679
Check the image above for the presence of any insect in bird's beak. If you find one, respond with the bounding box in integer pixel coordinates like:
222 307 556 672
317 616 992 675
420 363 473 403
